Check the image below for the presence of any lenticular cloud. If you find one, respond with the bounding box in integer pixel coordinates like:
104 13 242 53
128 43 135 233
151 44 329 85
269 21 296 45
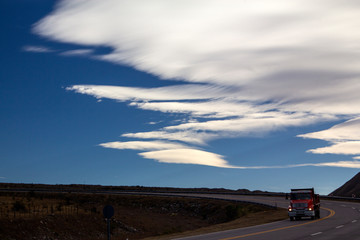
34 0 360 86
34 0 360 168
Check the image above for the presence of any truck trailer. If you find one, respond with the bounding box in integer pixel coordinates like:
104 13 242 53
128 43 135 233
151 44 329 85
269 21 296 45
288 188 320 221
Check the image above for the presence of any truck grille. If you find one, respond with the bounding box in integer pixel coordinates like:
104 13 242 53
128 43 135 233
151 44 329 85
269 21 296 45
292 203 308 208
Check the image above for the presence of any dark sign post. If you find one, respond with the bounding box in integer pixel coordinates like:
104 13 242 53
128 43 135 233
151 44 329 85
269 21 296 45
103 205 114 240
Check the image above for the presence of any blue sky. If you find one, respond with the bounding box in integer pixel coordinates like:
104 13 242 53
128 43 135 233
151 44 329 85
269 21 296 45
1 0 360 194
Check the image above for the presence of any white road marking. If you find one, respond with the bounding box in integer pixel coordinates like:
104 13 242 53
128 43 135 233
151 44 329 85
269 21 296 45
336 225 344 229
352 220 357 223
352 207 356 210
311 232 322 236
341 205 347 207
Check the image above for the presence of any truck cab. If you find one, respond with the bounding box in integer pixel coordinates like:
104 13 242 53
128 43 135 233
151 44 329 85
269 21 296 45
288 188 320 221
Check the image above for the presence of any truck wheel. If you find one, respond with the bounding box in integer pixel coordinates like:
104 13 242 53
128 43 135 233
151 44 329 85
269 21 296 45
316 210 320 219
290 217 294 221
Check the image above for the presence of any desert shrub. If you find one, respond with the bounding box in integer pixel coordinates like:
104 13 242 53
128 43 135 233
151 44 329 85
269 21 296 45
90 207 97 213
225 204 257 221
12 200 26 212
225 205 239 220
56 204 62 212
27 190 36 201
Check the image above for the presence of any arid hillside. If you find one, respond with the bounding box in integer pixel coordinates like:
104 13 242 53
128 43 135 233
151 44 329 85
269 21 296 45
330 172 360 197
0 184 286 240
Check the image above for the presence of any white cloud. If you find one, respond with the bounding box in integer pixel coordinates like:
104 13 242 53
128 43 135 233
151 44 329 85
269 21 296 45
122 130 217 145
23 45 96 58
139 150 360 169
60 49 94 56
67 84 230 101
99 140 188 150
100 140 360 169
34 0 360 167
240 160 360 169
98 139 360 170
290 161 360 169
101 141 245 168
66 83 336 146
148 121 161 125
299 118 360 142
139 148 238 168
251 160 360 169
242 76 360 116
130 100 266 118
298 119 360 155
164 111 328 135
306 141 360 155
33 0 360 86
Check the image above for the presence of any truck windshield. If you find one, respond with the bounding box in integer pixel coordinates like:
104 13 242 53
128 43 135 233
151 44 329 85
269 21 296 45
291 193 311 200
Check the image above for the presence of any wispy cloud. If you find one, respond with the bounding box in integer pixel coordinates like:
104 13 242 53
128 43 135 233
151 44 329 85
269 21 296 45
33 0 360 86
67 84 232 102
164 112 327 134
122 130 217 145
130 100 269 118
299 118 360 142
23 45 53 53
100 140 240 168
248 160 360 169
67 84 336 144
299 119 360 155
60 49 94 56
99 140 189 150
306 142 360 155
34 0 360 168
23 45 96 58
288 161 360 169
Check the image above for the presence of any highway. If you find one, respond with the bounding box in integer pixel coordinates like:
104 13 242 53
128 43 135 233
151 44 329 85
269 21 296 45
168 194 360 240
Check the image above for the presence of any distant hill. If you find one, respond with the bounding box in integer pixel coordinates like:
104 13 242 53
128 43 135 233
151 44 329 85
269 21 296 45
330 172 360 197
0 182 274 195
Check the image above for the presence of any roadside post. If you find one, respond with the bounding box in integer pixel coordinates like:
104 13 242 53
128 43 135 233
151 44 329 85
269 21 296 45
103 205 114 240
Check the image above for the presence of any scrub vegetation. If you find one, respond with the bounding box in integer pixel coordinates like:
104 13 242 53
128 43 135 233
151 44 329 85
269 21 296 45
0 184 287 240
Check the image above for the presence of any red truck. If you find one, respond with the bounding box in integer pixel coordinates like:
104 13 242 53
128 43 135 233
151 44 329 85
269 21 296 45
288 188 320 221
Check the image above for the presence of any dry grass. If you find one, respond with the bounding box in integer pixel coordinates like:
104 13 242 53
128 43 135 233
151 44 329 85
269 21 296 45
0 191 288 240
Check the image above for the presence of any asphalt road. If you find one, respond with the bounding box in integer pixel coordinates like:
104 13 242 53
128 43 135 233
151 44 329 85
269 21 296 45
170 194 360 240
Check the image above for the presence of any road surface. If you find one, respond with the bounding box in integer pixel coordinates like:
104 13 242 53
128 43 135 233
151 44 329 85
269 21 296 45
169 194 360 240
